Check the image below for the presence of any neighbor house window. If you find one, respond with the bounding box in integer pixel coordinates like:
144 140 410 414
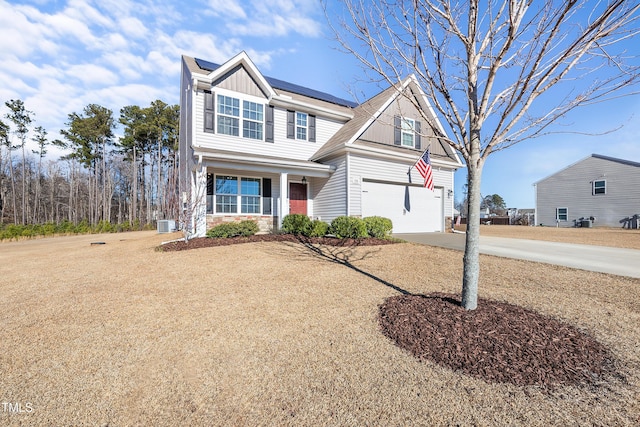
296 112 308 140
214 175 261 214
242 101 263 140
217 95 240 136
401 118 415 147
556 207 568 221
593 180 606 195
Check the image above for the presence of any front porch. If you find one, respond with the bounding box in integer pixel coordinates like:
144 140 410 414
189 150 335 237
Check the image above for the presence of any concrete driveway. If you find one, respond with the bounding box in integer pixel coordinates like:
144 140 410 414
394 232 640 278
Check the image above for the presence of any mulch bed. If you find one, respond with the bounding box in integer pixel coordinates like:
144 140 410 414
160 234 397 251
379 293 619 389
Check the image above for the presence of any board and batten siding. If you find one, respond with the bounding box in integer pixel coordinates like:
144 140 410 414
212 65 267 98
311 156 347 222
193 89 343 161
347 153 455 219
536 156 640 227
359 95 438 146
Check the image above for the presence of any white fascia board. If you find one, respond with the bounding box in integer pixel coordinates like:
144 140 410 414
201 51 276 98
193 149 335 177
270 95 353 121
345 144 464 169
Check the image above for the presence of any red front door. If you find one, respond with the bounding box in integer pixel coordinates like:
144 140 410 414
289 183 308 215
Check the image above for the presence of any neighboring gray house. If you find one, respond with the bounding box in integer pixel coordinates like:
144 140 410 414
179 52 464 237
534 154 640 227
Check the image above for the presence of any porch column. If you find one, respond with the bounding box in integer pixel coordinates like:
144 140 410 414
279 172 288 228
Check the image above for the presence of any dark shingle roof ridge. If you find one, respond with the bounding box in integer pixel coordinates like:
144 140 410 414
193 57 359 109
592 153 640 168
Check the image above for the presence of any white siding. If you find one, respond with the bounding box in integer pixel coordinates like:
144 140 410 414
193 89 344 161
536 156 640 227
348 153 455 220
312 157 347 222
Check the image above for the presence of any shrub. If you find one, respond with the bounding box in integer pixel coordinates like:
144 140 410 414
281 214 312 235
363 216 393 238
206 220 258 238
329 216 368 239
307 219 329 237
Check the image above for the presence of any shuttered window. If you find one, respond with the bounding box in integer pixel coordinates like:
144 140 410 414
394 115 421 149
217 95 240 136
242 101 263 140
213 175 263 214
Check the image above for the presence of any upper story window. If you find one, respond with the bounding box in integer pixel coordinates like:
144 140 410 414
296 112 308 140
394 115 421 149
208 93 265 140
401 118 415 147
217 95 240 136
287 110 316 142
593 180 606 195
243 101 263 140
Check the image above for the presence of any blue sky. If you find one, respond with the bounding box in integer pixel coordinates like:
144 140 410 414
1 0 639 209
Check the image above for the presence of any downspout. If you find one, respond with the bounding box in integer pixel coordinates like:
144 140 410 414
346 153 351 216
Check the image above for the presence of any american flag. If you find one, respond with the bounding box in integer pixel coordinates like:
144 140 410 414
415 149 434 190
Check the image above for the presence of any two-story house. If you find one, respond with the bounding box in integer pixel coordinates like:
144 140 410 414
534 154 640 227
179 52 463 237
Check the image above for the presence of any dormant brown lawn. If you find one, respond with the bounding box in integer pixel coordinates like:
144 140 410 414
1 227 639 426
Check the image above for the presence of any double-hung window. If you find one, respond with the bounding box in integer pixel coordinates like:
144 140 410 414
240 178 261 213
296 112 308 140
214 175 261 214
556 207 568 221
215 176 238 213
593 180 606 195
401 118 415 147
217 95 240 136
243 101 263 140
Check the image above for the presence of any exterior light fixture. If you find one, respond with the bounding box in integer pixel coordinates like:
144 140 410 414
301 176 307 185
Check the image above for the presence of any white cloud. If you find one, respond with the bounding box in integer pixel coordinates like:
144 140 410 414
204 0 323 38
205 0 247 19
66 63 120 86
118 16 148 39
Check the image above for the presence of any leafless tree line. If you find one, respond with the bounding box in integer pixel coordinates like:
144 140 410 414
0 99 180 228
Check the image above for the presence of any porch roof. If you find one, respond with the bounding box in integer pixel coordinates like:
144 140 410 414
193 147 335 178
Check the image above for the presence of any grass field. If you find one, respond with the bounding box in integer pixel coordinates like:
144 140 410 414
1 228 638 426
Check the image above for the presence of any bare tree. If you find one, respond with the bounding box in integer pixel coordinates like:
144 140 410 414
328 0 640 309
5 99 33 225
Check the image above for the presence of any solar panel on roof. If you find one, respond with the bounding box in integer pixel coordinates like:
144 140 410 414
193 57 358 108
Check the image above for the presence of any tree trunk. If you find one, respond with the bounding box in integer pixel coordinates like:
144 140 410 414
21 143 26 224
461 149 485 310
8 152 17 224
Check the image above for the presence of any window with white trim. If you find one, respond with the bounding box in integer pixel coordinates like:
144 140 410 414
556 207 568 221
296 112 307 140
213 175 261 214
217 95 240 136
215 95 264 140
401 117 415 147
593 180 606 195
243 101 263 140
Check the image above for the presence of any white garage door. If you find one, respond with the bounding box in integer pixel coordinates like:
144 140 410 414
361 181 443 233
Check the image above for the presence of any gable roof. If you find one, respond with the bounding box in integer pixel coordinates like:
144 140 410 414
193 56 358 109
535 153 640 184
311 76 462 167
